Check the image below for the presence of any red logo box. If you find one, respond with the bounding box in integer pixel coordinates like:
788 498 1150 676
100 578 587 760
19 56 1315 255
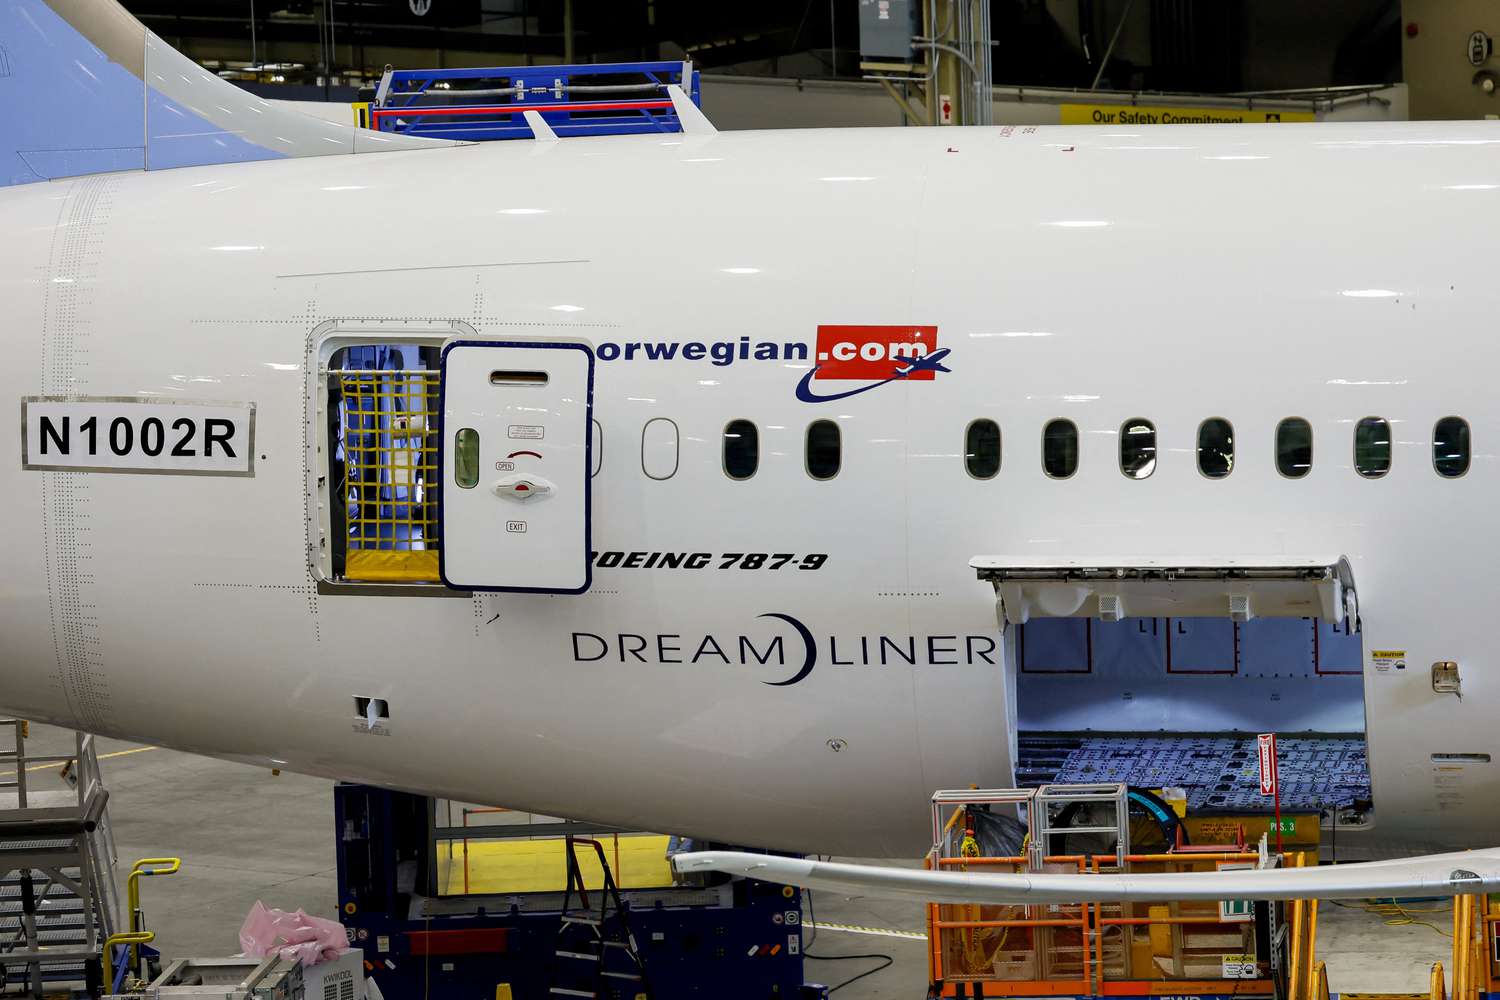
813 325 939 381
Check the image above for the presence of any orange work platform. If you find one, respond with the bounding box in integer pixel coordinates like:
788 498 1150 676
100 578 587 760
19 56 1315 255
925 851 1285 998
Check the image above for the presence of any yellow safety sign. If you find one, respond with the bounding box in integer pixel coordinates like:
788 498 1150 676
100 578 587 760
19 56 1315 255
1061 103 1315 125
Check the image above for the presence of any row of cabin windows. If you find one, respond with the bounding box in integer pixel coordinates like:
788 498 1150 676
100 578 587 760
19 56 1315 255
728 419 840 480
963 416 1473 481
636 418 843 481
724 419 841 479
631 415 1472 483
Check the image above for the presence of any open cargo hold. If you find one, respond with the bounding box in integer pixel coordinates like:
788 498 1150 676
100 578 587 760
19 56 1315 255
972 558 1371 829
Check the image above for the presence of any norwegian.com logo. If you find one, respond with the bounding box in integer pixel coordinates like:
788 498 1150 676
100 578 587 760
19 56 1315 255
795 325 951 403
590 323 951 403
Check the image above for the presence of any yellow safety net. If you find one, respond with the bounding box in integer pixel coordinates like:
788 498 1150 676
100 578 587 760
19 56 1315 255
335 369 442 583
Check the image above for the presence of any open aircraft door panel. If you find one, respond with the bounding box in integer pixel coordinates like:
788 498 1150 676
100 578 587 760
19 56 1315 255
439 340 594 594
970 555 1357 630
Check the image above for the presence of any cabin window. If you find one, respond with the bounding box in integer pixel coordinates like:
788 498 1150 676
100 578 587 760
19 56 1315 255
1433 417 1470 478
1120 418 1156 479
1276 418 1312 479
453 428 480 489
965 419 1001 479
322 342 442 584
1197 418 1234 479
641 418 679 480
806 420 841 480
723 419 759 480
591 419 603 477
1042 419 1078 479
1354 417 1391 479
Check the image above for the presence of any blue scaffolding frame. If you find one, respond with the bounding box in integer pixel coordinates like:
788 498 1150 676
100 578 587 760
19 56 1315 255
369 60 702 141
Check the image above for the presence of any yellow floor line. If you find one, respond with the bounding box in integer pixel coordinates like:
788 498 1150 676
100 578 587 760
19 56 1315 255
0 744 159 778
807 921 928 941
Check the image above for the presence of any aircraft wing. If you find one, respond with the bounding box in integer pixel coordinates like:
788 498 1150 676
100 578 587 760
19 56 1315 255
671 849 1500 903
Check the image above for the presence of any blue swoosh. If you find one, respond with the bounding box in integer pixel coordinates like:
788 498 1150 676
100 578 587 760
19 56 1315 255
759 612 816 686
795 367 908 403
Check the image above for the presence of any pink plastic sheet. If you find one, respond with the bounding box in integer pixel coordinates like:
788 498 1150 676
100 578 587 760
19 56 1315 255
238 901 348 967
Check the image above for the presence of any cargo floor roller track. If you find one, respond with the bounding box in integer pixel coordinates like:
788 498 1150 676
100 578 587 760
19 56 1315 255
1016 732 1371 813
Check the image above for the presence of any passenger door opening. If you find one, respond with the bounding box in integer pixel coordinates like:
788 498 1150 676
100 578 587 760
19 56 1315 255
308 321 477 590
973 558 1371 839
314 339 446 586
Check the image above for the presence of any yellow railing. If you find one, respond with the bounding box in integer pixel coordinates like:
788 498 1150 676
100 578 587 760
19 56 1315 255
125 858 181 978
103 932 155 991
1452 894 1490 1000
1315 960 1331 1000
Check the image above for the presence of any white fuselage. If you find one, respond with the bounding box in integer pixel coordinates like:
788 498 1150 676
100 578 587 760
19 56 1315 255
1 121 1494 856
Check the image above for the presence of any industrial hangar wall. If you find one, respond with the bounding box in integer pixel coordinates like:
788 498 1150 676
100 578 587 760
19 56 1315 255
700 76 1409 129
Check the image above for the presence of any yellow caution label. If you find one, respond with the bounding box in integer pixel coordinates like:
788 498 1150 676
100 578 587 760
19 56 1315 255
1060 103 1314 125
1222 953 1260 979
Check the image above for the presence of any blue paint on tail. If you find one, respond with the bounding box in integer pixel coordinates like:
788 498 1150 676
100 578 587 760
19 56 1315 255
0 0 146 185
0 0 290 186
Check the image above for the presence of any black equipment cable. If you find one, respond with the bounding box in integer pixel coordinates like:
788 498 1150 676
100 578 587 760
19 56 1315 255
801 873 896 994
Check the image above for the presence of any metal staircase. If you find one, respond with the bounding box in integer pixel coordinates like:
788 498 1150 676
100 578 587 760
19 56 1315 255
0 721 119 996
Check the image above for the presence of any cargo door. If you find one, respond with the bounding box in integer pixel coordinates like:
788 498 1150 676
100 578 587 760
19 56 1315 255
970 555 1357 630
439 340 593 593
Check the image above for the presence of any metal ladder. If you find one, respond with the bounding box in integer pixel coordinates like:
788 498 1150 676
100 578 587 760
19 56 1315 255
548 837 653 1000
0 721 120 997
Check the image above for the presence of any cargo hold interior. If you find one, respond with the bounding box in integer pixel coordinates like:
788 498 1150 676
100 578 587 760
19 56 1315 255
1012 616 1370 828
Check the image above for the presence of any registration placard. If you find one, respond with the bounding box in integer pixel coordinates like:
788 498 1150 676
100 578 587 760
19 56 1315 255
22 396 255 476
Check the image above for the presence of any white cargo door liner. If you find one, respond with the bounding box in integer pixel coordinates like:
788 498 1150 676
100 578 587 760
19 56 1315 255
970 555 1356 630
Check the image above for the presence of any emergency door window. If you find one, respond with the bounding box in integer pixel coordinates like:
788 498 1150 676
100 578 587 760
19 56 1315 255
439 341 594 593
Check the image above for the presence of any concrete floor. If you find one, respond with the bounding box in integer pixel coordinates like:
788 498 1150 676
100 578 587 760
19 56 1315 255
6 724 1452 998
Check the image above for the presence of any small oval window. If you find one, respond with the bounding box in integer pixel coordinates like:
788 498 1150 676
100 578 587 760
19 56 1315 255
590 419 603 478
723 419 759 480
641 418 679 480
1277 417 1312 478
965 419 1001 479
1354 416 1391 479
1042 419 1078 479
1198 418 1234 479
1433 416 1470 478
454 428 480 489
806 420 841 480
1120 418 1156 479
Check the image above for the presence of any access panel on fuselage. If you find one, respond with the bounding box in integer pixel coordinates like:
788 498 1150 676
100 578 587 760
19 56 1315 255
439 340 593 593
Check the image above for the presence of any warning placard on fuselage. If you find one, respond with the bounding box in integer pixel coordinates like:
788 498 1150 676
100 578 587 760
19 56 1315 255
21 397 255 476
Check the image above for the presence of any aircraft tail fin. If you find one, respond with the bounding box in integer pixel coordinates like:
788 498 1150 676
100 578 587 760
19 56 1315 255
0 0 454 188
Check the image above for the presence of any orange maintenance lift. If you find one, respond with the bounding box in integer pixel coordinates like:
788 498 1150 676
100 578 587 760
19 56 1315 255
925 785 1313 1000
924 785 1500 1000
